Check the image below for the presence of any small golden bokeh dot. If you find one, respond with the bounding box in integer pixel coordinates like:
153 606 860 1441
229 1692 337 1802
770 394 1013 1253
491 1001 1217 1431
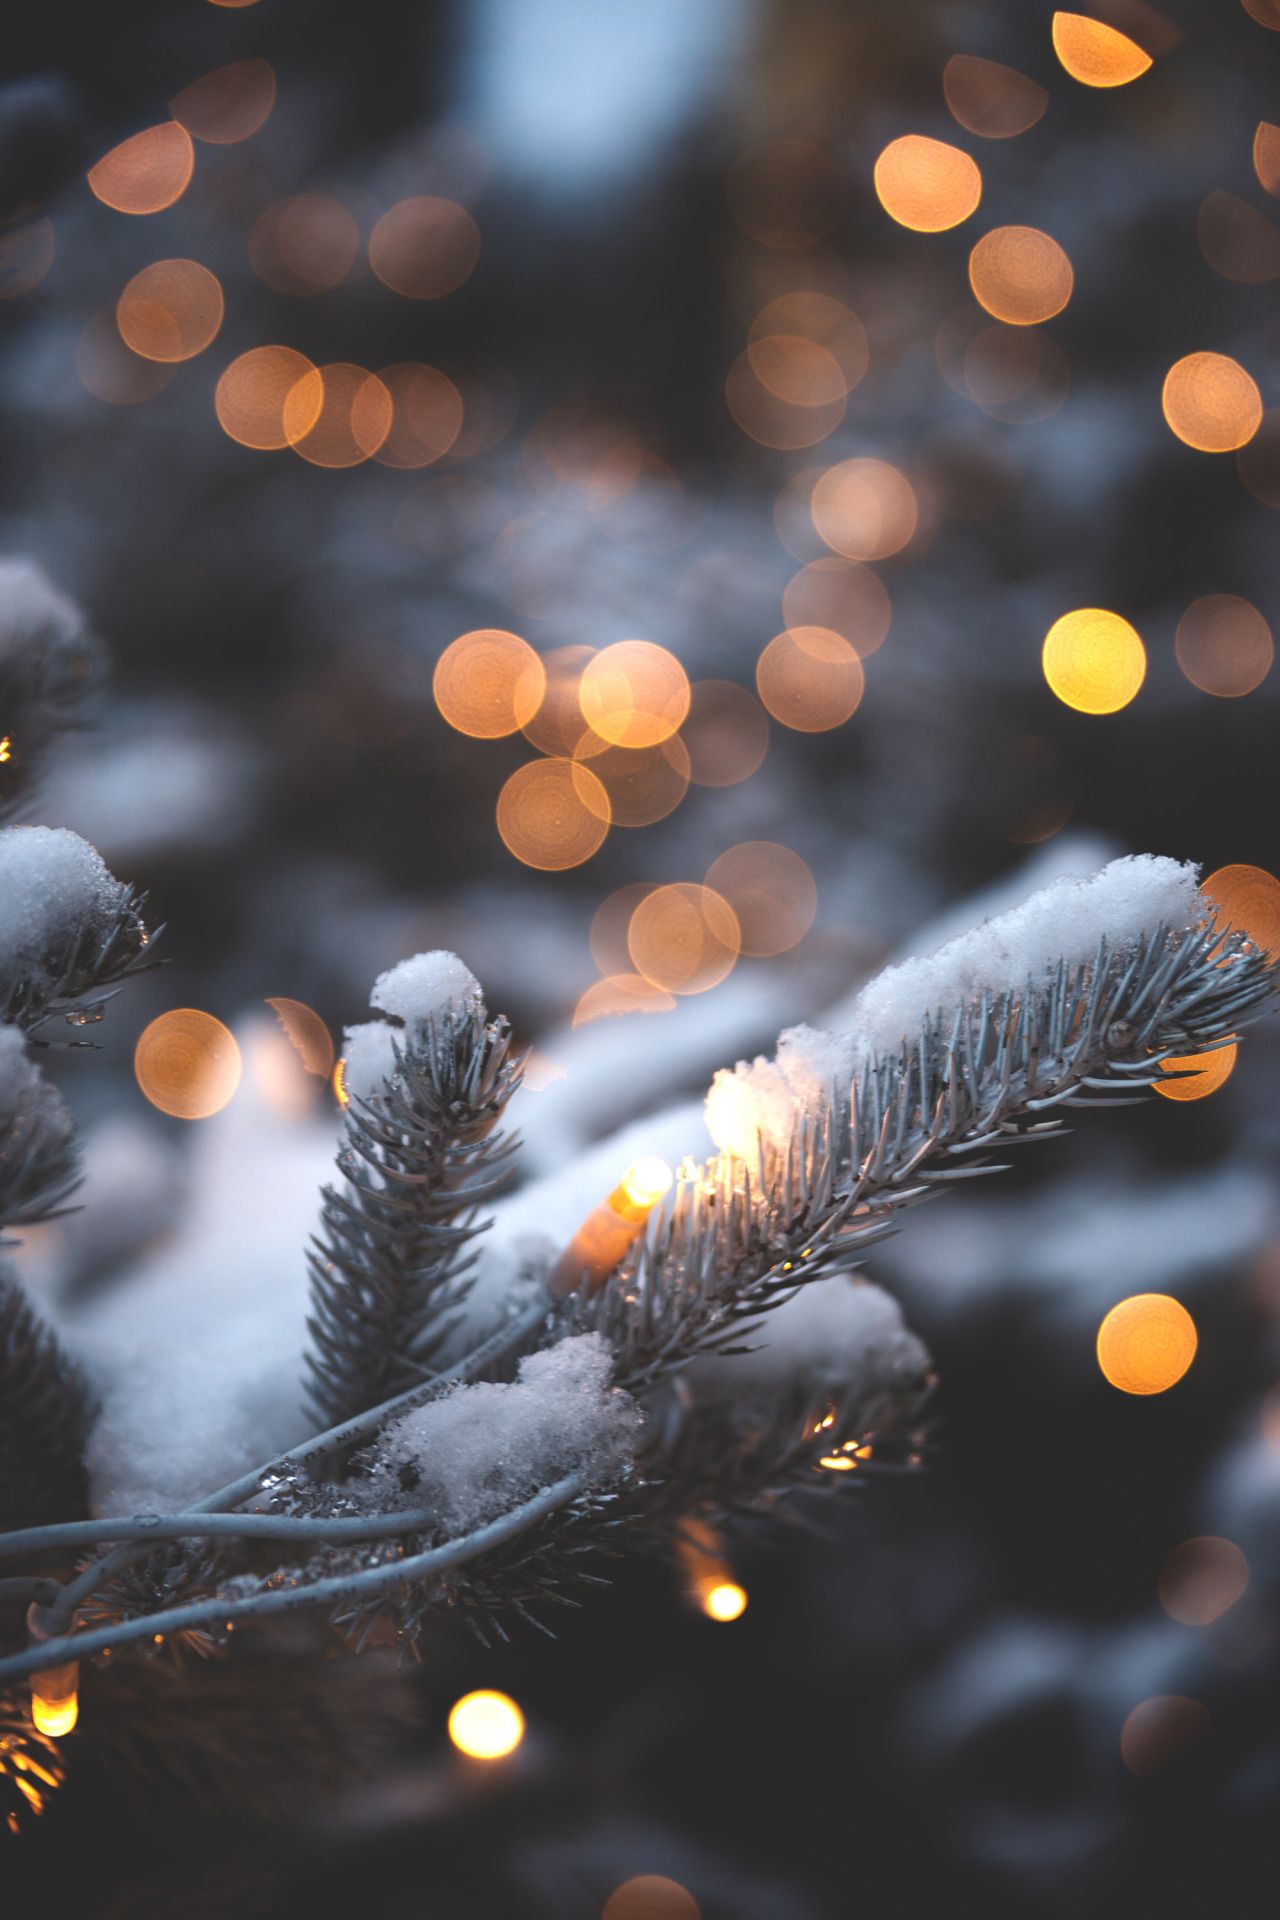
215 347 321 450
574 737 691 829
369 197 480 299
1155 1043 1237 1103
447 1690 524 1760
1096 1293 1197 1396
1255 122 1280 195
1052 11 1153 87
749 292 869 393
1175 595 1273 697
579 641 691 749
116 259 224 363
1120 1695 1210 1776
724 348 846 450
374 364 464 469
249 195 360 297
434 630 545 738
497 758 610 870
1158 1537 1249 1626
703 841 818 957
88 123 195 216
810 458 918 562
602 1876 701 1920
1242 0 1280 28
783 557 892 657
135 1010 242 1120
283 363 392 468
681 680 770 788
1042 608 1146 714
873 134 982 233
628 883 741 995
1162 352 1262 453
1201 864 1280 957
943 55 1048 139
969 225 1073 325
757 627 864 732
169 59 276 145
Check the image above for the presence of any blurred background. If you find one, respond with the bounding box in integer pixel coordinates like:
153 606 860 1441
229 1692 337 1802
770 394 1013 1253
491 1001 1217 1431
4 0 1280 1913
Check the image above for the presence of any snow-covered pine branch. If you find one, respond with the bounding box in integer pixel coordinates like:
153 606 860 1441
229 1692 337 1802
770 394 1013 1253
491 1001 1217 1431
562 857 1277 1394
0 826 153 1035
304 954 524 1426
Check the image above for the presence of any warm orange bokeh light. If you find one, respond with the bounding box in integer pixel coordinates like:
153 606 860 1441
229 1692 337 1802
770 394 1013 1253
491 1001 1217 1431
169 58 276 144
76 311 176 405
215 347 320 449
283 363 392 468
748 292 869 393
573 737 691 828
116 260 224 363
963 324 1071 424
496 758 610 870
373 363 464 468
726 137 843 250
873 134 982 233
702 1581 748 1623
681 679 770 788
572 974 677 1026
1162 352 1262 453
1197 190 1280 285
1042 608 1146 714
1120 1696 1210 1775
0 211 55 299
88 123 195 215
628 884 741 994
704 841 817 957
1158 1537 1249 1626
135 1010 242 1120
782 557 891 657
1242 0 1280 27
757 627 864 732
1175 595 1273 698
434 629 545 739
810 458 918 562
248 195 360 296
1201 864 1280 957
1155 1043 1237 1102
591 883 663 976
369 197 479 299
520 645 599 756
725 348 845 450
602 1875 701 1920
969 226 1073 325
579 641 690 749
447 1690 524 1760
264 997 335 1079
943 54 1049 138
1052 11 1153 86
1255 122 1280 195
746 333 847 408
1096 1293 1198 1395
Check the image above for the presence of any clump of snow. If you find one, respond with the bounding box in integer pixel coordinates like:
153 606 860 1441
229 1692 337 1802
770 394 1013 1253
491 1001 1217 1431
690 1278 930 1434
0 1022 37 1118
340 1020 398 1103
704 856 1202 1159
845 854 1201 1065
0 826 129 981
0 1020 74 1148
371 951 482 1027
375 1332 641 1532
705 1024 854 1161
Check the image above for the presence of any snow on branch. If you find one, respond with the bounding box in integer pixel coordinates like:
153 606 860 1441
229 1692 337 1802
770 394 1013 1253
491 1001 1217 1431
0 826 152 1034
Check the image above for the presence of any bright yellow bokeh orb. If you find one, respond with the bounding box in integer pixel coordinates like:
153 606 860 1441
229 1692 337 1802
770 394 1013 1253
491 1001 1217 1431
1096 1294 1198 1396
447 1689 525 1760
703 1581 748 1622
1042 608 1145 714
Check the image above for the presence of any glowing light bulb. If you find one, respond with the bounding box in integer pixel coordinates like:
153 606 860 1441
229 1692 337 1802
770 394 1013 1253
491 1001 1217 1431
703 1581 748 1622
552 1158 673 1296
447 1689 525 1760
26 1608 78 1739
